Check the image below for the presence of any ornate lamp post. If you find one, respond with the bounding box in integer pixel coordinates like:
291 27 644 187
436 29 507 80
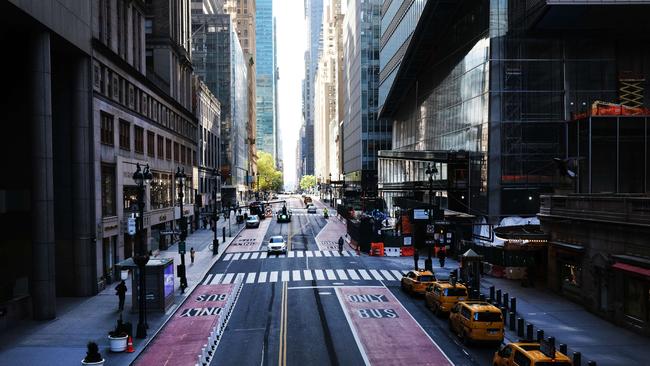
132 163 152 339
175 167 188 293
424 163 438 272
211 168 220 255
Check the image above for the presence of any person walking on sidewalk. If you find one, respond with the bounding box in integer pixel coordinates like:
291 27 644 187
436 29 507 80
338 236 344 254
115 280 127 311
190 247 195 264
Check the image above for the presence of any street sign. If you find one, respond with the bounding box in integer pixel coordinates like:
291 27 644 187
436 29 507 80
179 242 186 255
127 217 136 235
426 224 436 234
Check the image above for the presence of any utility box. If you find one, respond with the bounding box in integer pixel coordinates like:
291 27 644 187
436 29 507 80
116 257 175 313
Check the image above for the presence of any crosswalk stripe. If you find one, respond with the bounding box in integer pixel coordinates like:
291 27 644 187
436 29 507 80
358 269 371 280
391 270 404 280
347 269 360 280
306 251 314 257
341 251 350 257
303 270 313 281
288 251 295 258
246 273 256 283
325 270 336 280
203 274 214 285
242 253 251 260
250 252 260 259
332 251 341 257
223 254 233 261
282 270 290 282
380 270 395 281
369 270 384 281
270 271 278 282
315 251 323 257
258 271 268 283
297 251 304 258
222 273 235 284
336 269 348 280
235 273 245 283
323 251 332 257
232 253 241 261
260 252 268 259
292 270 301 281
315 270 325 280
210 273 223 285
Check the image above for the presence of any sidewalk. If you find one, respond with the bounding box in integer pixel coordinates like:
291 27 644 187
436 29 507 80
0 218 243 366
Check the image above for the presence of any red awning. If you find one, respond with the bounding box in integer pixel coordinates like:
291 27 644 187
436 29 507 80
612 263 650 278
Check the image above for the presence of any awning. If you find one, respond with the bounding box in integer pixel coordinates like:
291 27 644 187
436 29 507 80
612 262 650 278
550 241 585 252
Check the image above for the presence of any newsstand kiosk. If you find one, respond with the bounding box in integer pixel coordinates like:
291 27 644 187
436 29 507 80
116 257 175 313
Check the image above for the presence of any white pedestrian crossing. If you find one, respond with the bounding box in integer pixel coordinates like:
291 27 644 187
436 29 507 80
297 251 304 258
314 251 323 257
224 250 360 261
288 251 295 258
341 251 350 257
204 268 407 285
332 251 340 257
260 252 268 259
232 253 241 261
250 252 259 259
323 251 332 257
223 254 233 261
306 251 314 257
242 253 251 260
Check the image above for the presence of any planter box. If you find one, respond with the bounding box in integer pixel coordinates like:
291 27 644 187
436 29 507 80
108 335 128 352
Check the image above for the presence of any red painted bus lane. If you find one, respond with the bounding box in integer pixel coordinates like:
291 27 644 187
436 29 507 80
336 286 454 366
134 284 233 366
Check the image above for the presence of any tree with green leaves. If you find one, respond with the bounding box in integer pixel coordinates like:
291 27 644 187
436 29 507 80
256 151 283 192
299 175 317 191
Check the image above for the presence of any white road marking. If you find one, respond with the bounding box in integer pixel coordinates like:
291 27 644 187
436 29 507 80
369 270 384 281
235 273 245 283
288 251 295 258
222 273 235 284
303 270 313 281
318 292 332 295
335 289 371 366
306 251 314 257
336 269 348 280
314 251 323 257
209 274 223 285
357 269 372 280
250 252 260 259
323 251 332 257
325 270 337 280
223 254 233 261
203 274 214 285
347 269 360 280
315 270 325 280
260 252 268 259
242 253 251 260
332 251 341 257
258 272 268 283
292 270 301 281
246 272 256 283
282 271 290 282
380 270 396 281
341 251 350 257
391 270 404 280
232 253 241 261
269 271 278 282
297 251 304 257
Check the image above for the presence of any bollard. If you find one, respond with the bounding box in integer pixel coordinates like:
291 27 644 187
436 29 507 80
526 323 534 341
503 293 509 310
212 238 219 255
587 361 596 366
479 294 486 302
222 227 226 242
537 329 544 342
501 307 507 325
509 312 516 331
489 286 495 302
559 344 567 355
496 289 502 306
547 337 555 350
517 318 524 338
510 297 517 314
573 352 581 366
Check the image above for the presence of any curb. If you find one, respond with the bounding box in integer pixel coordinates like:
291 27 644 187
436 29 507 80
129 223 246 365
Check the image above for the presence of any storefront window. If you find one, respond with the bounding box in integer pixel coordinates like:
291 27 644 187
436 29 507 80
560 262 581 290
150 172 172 209
123 186 139 213
624 278 644 319
101 165 116 217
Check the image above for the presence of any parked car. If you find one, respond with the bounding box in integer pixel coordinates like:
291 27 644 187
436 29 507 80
449 301 504 345
400 270 436 295
425 281 468 316
493 342 572 366
245 215 260 228
267 235 287 254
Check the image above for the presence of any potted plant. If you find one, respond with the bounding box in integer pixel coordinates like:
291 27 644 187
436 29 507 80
107 317 129 352
82 342 104 365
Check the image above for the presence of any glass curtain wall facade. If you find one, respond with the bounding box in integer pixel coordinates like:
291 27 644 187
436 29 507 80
256 0 276 159
302 0 324 176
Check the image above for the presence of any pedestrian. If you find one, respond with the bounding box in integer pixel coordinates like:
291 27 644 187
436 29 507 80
338 236 344 254
190 247 195 264
203 217 208 230
438 249 446 268
115 280 127 311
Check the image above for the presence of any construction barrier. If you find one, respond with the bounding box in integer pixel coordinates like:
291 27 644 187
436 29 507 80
370 242 384 256
384 247 400 257
400 246 414 256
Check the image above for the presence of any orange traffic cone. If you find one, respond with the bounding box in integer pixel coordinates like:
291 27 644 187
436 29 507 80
126 335 135 353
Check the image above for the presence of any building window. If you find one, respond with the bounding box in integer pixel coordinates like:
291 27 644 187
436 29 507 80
93 62 101 91
560 262 581 293
100 112 114 146
147 131 155 157
166 138 172 160
123 186 139 214
624 277 644 319
101 165 116 217
157 135 164 158
150 172 172 209
181 144 186 164
128 84 135 108
119 119 130 150
112 74 119 100
134 126 144 153
174 142 180 162
142 94 148 116
145 19 152 34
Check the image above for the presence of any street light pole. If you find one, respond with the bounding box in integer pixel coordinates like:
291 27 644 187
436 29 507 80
212 168 220 255
175 167 188 293
425 163 438 272
133 163 152 339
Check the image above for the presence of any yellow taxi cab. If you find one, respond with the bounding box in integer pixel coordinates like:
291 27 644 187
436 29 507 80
493 342 573 366
449 301 504 345
425 281 468 316
400 270 436 295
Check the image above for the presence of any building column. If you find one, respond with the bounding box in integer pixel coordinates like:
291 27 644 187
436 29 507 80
30 31 56 320
71 56 96 296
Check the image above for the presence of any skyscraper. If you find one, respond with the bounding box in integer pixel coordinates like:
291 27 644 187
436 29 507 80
255 0 277 161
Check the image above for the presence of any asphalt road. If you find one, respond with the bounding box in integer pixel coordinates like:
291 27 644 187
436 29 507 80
204 195 498 366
